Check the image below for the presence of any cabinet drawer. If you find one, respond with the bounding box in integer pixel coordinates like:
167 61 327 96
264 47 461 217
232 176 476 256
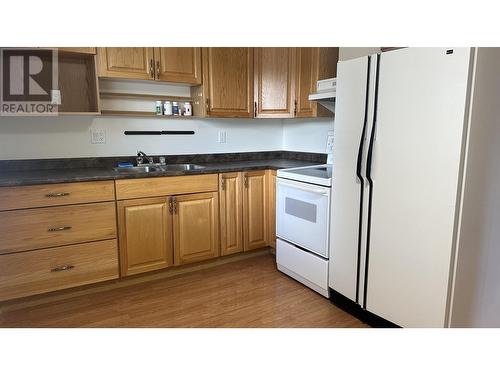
0 239 119 301
0 181 115 211
0 202 117 255
115 174 219 200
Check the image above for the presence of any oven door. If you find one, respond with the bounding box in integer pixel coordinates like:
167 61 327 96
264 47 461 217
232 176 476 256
276 178 331 257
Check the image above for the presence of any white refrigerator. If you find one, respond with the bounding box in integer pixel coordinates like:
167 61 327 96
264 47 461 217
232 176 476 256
329 48 500 327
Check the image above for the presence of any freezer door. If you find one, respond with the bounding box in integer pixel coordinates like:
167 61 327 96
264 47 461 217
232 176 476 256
365 48 472 327
329 55 376 305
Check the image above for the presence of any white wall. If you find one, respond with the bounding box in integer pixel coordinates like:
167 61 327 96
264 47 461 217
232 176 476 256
339 47 381 61
0 116 286 160
282 118 333 153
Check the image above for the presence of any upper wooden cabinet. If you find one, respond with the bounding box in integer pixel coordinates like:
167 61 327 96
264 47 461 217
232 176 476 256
254 48 296 118
295 47 339 118
58 47 96 54
97 47 202 84
155 47 202 85
202 47 254 118
98 47 154 80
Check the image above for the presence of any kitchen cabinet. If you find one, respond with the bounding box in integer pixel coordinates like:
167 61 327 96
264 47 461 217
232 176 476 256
173 192 219 265
254 48 296 118
295 47 338 118
202 47 254 118
219 172 244 256
58 47 96 54
98 47 155 80
97 47 202 84
243 170 268 251
155 47 202 85
267 170 277 248
117 197 173 276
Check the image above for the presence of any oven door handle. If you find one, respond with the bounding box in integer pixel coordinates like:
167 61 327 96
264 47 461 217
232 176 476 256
277 180 330 196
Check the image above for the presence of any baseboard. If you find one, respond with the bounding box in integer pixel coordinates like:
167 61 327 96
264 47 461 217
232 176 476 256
328 288 399 328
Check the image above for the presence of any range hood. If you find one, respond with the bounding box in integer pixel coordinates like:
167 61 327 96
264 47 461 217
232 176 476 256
308 78 336 113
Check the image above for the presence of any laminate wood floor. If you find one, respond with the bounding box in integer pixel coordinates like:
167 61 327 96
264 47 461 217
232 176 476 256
0 253 367 328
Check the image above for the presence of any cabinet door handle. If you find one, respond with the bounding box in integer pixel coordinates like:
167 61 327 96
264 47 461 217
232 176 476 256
156 60 160 79
150 59 154 79
48 226 72 232
173 197 177 214
294 99 297 117
51 265 75 272
254 101 257 117
220 177 226 191
244 174 248 188
205 98 210 113
168 197 173 214
45 192 70 198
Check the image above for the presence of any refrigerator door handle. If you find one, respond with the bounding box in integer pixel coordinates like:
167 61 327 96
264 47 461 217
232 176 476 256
354 55 372 304
363 53 381 309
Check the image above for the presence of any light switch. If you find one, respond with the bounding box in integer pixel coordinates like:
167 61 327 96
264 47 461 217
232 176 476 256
218 130 227 143
91 128 106 144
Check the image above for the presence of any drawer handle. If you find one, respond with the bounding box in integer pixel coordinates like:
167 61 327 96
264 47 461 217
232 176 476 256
51 265 75 272
48 226 72 232
45 192 70 198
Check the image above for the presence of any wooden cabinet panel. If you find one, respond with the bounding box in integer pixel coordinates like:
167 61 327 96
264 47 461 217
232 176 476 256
97 47 154 80
0 181 115 211
0 239 118 302
115 174 218 200
219 172 243 256
295 47 339 118
155 47 202 85
58 47 96 54
243 170 268 251
254 48 296 118
174 192 219 265
117 197 173 276
203 47 254 118
0 202 117 255
267 170 277 248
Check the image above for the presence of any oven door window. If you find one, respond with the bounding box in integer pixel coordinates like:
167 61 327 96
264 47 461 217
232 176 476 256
285 197 317 223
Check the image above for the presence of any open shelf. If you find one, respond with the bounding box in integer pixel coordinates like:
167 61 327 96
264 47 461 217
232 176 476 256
100 110 200 118
99 92 193 102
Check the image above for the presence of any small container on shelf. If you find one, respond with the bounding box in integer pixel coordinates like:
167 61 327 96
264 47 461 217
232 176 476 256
172 102 179 116
184 102 192 116
163 101 173 116
155 101 163 116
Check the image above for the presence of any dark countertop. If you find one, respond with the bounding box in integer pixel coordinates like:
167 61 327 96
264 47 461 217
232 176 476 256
0 159 319 187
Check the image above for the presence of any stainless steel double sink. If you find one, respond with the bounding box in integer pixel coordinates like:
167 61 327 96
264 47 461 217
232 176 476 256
113 164 206 174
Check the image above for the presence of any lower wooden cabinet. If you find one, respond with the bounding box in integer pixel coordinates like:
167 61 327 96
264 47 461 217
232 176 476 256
173 192 219 265
267 170 277 248
117 197 173 276
0 239 119 302
219 172 244 255
243 170 268 251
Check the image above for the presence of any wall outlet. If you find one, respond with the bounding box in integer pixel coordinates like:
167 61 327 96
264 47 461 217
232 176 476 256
218 130 227 143
51 89 61 105
91 128 106 144
326 135 334 153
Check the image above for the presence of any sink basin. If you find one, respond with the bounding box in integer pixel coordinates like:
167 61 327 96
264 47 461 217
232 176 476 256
113 165 162 174
113 164 206 174
161 164 206 171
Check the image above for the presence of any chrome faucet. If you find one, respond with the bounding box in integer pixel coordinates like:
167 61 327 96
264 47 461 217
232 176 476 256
137 151 154 165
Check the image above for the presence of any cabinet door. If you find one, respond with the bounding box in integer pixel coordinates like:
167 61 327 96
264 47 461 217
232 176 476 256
254 48 296 118
155 47 202 85
219 172 243 256
266 170 277 248
97 47 154 80
295 47 339 118
173 192 219 265
203 48 254 118
243 170 268 251
117 197 173 276
295 47 319 118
